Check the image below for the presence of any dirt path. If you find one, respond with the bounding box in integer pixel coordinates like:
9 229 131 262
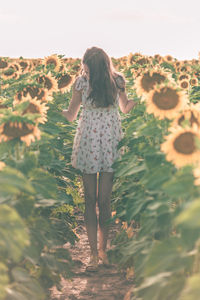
50 212 134 300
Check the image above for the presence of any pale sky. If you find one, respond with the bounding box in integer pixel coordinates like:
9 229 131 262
1 0 200 60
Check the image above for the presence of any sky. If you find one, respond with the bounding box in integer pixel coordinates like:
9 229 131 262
1 0 200 60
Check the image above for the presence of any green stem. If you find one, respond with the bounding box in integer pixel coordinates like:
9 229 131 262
15 141 20 161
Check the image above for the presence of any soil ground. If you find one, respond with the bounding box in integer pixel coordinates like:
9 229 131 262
49 212 134 300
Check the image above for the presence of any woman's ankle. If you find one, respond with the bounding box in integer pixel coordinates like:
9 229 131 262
99 248 106 254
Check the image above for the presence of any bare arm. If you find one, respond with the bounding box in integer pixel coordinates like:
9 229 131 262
118 89 136 114
61 80 82 122
115 74 136 114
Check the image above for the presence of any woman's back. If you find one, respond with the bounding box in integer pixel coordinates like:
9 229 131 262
71 73 124 174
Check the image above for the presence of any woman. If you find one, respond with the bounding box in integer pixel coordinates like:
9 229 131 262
62 46 136 271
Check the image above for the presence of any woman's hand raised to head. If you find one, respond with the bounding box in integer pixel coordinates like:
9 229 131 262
60 79 82 122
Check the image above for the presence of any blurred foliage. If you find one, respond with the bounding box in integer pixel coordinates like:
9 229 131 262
111 58 200 300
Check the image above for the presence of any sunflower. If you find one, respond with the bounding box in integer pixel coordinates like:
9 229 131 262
43 54 62 72
23 85 41 99
0 120 41 146
161 125 200 167
57 73 75 93
190 77 198 86
145 83 188 119
36 72 58 93
179 65 191 73
175 61 181 68
17 86 53 103
163 55 174 63
13 96 48 124
1 64 19 80
134 68 170 96
172 103 200 128
179 79 190 90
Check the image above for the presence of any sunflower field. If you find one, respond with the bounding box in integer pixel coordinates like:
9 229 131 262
1 52 200 300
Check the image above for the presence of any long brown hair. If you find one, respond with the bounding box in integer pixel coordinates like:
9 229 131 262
81 46 125 108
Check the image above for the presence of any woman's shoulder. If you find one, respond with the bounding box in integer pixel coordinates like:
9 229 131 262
74 74 88 91
113 72 126 91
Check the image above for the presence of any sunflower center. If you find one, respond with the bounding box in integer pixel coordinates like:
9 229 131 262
152 87 179 110
4 67 15 76
58 74 72 89
141 72 166 92
180 81 189 89
190 79 197 85
3 122 34 138
173 132 196 154
46 58 57 66
166 56 173 62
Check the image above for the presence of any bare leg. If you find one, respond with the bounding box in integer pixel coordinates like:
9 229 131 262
97 171 114 253
82 173 98 256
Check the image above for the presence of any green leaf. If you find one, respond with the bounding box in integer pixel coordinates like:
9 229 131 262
141 164 172 190
144 237 190 276
179 274 200 300
14 152 38 175
5 274 45 300
0 262 9 300
12 267 31 282
162 167 194 198
175 199 200 228
136 273 185 300
144 153 166 170
0 205 30 262
29 168 57 198
115 160 145 177
0 167 35 196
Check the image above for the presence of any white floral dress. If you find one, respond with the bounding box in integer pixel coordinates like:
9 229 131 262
71 75 123 174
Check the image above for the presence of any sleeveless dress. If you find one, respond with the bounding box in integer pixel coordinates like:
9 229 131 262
71 75 124 174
